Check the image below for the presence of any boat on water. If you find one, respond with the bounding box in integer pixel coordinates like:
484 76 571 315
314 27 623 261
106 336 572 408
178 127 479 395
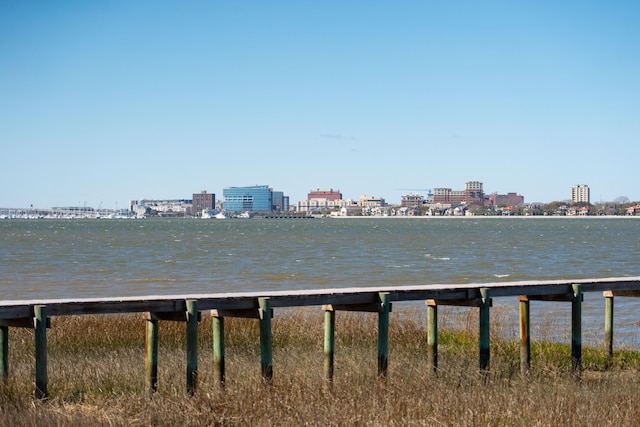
201 209 228 219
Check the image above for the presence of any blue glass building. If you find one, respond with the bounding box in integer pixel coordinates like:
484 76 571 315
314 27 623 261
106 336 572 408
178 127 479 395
223 185 273 213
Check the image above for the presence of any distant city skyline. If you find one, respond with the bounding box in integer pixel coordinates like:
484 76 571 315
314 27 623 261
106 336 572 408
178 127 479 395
0 179 636 210
6 181 630 212
2 2 639 209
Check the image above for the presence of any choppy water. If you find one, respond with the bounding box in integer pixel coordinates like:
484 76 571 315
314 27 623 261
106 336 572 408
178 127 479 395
1 217 640 347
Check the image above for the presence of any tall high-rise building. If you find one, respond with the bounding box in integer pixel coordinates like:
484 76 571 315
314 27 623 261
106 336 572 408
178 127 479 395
571 185 590 204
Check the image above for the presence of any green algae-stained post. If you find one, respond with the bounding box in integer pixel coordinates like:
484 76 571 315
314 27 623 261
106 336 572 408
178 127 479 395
34 305 48 399
323 306 335 381
571 285 582 375
258 297 273 380
604 291 614 357
479 289 490 372
378 292 390 377
0 326 7 379
186 300 198 394
519 296 531 374
426 300 438 374
145 317 159 393
212 314 225 387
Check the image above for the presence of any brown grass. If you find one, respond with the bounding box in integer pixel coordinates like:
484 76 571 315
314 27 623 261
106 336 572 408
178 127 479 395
1 308 639 426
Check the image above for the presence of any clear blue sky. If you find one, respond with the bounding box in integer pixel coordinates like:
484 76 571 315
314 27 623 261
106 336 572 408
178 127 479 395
2 1 639 209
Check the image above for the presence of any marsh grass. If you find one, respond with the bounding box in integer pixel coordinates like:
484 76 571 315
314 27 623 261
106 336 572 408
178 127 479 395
1 309 640 426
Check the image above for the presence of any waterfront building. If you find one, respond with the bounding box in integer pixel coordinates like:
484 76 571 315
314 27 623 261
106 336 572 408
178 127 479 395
272 191 289 212
307 189 342 201
297 198 355 213
296 188 345 213
487 192 524 206
432 181 485 206
358 195 386 208
223 185 288 213
130 199 192 216
401 193 424 208
192 191 215 215
571 184 590 204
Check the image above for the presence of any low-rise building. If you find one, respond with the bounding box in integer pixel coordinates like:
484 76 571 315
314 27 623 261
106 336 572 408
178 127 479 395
296 188 346 213
307 188 342 201
358 195 386 208
487 192 524 206
401 193 424 208
192 191 215 216
431 181 484 206
130 199 192 216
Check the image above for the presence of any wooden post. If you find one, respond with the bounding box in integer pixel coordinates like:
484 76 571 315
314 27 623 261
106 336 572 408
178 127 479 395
571 285 582 376
145 317 159 393
479 288 490 372
0 326 7 380
518 296 531 374
258 297 273 380
426 300 438 374
323 306 335 381
604 291 614 357
378 292 390 377
186 300 198 394
212 314 225 387
34 305 48 399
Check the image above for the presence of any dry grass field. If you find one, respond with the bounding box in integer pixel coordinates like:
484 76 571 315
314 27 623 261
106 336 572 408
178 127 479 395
1 308 639 426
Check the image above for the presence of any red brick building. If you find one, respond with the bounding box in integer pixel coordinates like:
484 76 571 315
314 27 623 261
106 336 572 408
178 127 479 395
192 191 215 215
432 181 485 206
401 193 424 208
308 189 342 201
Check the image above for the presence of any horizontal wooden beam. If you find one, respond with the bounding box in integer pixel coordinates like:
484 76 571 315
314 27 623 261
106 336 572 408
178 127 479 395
144 312 202 322
427 298 491 307
323 303 392 313
604 290 640 298
211 308 273 319
526 294 575 302
1 276 639 320
0 317 51 329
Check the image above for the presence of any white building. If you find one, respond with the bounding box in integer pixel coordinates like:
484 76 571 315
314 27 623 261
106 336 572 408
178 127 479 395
570 185 590 204
357 195 386 208
296 198 355 213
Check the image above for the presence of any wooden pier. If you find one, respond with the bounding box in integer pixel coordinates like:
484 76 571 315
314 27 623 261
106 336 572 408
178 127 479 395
1 276 640 398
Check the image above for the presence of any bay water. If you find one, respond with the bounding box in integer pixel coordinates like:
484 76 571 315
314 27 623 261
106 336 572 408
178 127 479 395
1 217 639 347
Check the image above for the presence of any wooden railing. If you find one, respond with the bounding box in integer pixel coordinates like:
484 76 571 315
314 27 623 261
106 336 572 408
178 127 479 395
1 276 640 398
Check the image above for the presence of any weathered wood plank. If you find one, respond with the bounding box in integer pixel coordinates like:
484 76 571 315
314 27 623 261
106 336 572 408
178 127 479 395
1 277 640 320
210 308 264 319
145 317 159 393
605 290 640 297
426 300 437 374
519 296 531 374
430 298 486 307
